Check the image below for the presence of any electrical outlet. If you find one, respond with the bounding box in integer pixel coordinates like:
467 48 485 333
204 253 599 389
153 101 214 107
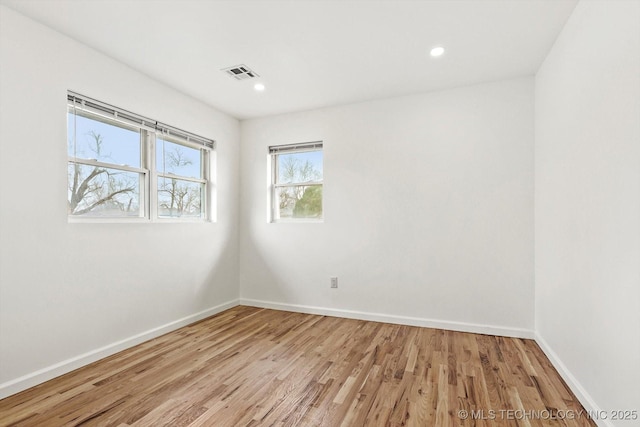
330 277 338 288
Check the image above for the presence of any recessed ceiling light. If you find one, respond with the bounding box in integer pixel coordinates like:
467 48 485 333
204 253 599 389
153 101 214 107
254 83 265 92
430 46 445 57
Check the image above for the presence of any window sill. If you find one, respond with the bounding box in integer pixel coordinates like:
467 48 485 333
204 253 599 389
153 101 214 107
271 218 324 224
68 217 212 224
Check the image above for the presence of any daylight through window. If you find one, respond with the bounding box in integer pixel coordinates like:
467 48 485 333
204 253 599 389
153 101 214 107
270 142 323 221
67 92 214 220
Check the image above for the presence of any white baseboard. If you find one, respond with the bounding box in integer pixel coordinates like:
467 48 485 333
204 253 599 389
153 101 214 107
535 333 612 427
0 299 239 400
240 298 535 339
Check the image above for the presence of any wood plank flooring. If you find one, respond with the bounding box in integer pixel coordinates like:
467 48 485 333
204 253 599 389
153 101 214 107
0 306 596 427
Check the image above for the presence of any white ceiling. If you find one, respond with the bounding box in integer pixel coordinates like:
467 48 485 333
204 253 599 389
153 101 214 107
1 0 578 119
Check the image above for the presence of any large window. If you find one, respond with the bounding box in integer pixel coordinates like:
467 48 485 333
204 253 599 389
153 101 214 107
67 92 214 221
270 142 323 221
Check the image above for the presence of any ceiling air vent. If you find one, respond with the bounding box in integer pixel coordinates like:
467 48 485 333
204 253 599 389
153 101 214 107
222 64 259 81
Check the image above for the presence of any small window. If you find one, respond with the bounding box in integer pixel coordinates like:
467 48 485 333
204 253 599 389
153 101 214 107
156 137 207 218
270 142 323 221
67 92 214 221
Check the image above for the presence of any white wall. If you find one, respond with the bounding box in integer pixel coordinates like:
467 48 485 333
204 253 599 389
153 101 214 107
535 0 640 422
0 6 240 396
239 78 535 335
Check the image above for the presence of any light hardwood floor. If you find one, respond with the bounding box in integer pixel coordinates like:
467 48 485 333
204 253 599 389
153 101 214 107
0 306 596 427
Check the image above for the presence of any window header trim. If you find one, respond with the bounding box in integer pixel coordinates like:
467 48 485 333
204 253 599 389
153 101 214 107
68 91 215 150
269 141 323 154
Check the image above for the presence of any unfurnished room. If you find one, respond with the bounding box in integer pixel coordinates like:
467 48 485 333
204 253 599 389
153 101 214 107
0 0 638 426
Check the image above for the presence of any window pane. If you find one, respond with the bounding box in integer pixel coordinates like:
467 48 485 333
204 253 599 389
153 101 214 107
67 111 141 167
156 138 201 178
277 151 323 184
68 163 142 217
157 177 203 218
276 185 322 219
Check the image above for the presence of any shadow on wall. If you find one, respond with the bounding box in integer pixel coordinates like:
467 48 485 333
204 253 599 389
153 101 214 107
193 229 241 310
237 235 298 305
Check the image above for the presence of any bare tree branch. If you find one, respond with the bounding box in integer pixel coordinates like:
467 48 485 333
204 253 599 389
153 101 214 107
68 132 136 215
72 187 135 216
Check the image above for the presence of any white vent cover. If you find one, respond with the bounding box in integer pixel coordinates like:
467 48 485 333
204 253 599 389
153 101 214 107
222 64 259 80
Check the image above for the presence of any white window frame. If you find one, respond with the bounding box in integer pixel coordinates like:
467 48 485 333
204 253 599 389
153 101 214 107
67 91 214 222
269 141 323 223
154 132 210 220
